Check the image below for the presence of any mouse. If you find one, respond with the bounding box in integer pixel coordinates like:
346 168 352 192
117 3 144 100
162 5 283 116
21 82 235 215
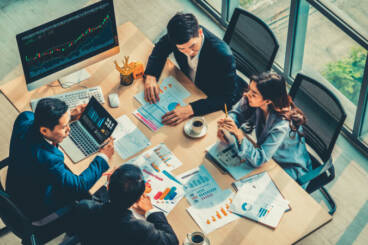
108 93 120 108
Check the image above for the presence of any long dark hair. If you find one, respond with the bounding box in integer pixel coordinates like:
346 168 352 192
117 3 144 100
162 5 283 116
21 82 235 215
251 72 306 137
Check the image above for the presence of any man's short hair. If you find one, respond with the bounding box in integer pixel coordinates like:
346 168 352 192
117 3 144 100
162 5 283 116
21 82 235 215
108 164 145 209
167 12 199 45
34 98 68 131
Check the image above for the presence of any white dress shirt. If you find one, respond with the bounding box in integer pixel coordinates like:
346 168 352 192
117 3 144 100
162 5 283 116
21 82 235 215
186 34 204 82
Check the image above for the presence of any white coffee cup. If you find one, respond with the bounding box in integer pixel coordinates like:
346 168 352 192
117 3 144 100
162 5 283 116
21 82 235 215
191 117 205 135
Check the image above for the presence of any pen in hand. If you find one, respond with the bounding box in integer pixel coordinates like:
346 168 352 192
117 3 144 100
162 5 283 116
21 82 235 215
99 137 114 149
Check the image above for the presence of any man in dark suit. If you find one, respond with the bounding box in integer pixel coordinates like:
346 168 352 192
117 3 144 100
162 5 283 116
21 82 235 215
144 12 243 125
6 98 114 222
74 164 179 245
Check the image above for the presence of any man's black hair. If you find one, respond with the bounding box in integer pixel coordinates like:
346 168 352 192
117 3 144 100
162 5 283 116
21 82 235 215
167 12 199 45
34 98 68 131
108 164 145 210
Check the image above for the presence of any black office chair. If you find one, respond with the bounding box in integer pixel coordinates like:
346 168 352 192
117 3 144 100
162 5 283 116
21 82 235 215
289 73 347 215
223 8 279 79
0 157 78 244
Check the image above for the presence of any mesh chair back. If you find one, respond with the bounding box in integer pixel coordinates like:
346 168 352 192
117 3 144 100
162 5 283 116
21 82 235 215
0 190 33 240
289 73 346 163
223 8 279 77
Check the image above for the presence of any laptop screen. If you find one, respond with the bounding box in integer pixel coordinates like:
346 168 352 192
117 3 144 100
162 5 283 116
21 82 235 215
79 96 117 144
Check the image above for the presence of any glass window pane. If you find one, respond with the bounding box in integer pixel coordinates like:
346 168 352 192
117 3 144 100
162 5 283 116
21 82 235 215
294 5 367 130
325 0 368 39
238 0 290 68
204 0 222 14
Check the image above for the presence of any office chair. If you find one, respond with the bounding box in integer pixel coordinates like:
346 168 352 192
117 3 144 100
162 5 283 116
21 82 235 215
0 157 79 244
223 8 279 79
289 73 347 215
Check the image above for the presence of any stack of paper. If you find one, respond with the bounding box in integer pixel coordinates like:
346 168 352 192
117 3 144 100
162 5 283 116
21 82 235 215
229 172 289 228
133 76 190 131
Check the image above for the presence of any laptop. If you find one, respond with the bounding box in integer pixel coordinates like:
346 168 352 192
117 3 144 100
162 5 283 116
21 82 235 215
60 96 117 163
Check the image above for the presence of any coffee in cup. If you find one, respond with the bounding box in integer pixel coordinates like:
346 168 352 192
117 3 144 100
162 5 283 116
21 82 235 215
185 231 208 245
191 117 205 135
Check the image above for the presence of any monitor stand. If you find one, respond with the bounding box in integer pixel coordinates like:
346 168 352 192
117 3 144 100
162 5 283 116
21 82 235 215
58 69 90 88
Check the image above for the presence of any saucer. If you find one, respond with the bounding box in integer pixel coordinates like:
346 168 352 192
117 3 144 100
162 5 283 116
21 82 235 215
184 119 208 138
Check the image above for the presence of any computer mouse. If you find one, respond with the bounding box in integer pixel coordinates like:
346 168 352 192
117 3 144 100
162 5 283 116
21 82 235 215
108 93 120 108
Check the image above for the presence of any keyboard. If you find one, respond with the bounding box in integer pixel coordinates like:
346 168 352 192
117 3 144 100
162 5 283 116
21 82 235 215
69 123 99 157
30 86 104 111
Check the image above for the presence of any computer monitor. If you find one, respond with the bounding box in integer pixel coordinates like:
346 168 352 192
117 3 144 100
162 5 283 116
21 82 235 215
16 0 119 91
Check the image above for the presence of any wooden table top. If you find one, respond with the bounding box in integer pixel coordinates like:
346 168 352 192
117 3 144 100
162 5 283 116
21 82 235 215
0 22 332 245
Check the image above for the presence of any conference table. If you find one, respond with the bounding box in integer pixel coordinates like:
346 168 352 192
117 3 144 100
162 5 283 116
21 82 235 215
0 22 332 245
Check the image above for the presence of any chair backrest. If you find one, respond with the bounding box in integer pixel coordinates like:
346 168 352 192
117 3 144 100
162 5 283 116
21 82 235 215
289 73 347 163
0 190 34 240
223 8 279 78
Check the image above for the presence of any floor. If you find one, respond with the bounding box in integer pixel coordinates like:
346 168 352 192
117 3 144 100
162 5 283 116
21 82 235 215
0 1 367 244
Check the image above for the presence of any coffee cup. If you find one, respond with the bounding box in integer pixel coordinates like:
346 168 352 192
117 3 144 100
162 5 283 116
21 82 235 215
191 117 205 135
184 231 208 245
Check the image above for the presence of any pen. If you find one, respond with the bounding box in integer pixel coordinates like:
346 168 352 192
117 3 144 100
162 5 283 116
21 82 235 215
224 103 228 118
99 137 115 149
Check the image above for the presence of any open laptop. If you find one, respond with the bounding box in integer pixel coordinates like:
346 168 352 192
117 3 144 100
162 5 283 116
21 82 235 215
60 96 117 163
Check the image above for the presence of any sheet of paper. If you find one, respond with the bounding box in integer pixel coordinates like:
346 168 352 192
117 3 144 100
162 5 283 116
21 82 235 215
135 76 190 105
142 165 184 214
232 172 289 207
111 115 151 159
122 144 184 213
177 165 222 207
126 144 182 172
187 189 239 234
229 188 289 228
134 93 185 131
207 142 253 180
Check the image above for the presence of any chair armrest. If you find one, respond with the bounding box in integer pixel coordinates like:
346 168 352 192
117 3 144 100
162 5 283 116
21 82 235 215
0 158 9 170
297 157 333 186
31 204 74 227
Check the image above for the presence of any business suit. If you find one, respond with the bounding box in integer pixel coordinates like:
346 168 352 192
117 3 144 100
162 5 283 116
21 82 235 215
6 111 109 221
145 27 244 116
74 200 179 245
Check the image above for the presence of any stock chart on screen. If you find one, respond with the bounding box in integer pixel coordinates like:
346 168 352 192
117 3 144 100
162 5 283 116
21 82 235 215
17 1 118 84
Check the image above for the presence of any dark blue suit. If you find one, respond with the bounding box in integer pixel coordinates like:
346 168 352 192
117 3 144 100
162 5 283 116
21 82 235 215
6 111 109 221
74 200 179 245
145 27 243 116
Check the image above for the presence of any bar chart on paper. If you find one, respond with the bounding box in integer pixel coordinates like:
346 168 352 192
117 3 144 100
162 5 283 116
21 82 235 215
187 190 239 234
140 168 184 214
178 165 221 206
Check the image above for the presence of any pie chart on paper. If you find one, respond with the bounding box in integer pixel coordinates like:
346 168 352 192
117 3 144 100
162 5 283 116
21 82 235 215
168 102 180 111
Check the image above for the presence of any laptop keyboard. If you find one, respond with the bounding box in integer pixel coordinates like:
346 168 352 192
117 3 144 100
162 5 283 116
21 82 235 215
69 123 99 156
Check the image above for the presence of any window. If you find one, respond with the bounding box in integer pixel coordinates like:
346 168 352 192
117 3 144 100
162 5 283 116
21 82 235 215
294 5 366 130
196 0 368 154
238 0 290 68
325 0 368 39
204 0 222 13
